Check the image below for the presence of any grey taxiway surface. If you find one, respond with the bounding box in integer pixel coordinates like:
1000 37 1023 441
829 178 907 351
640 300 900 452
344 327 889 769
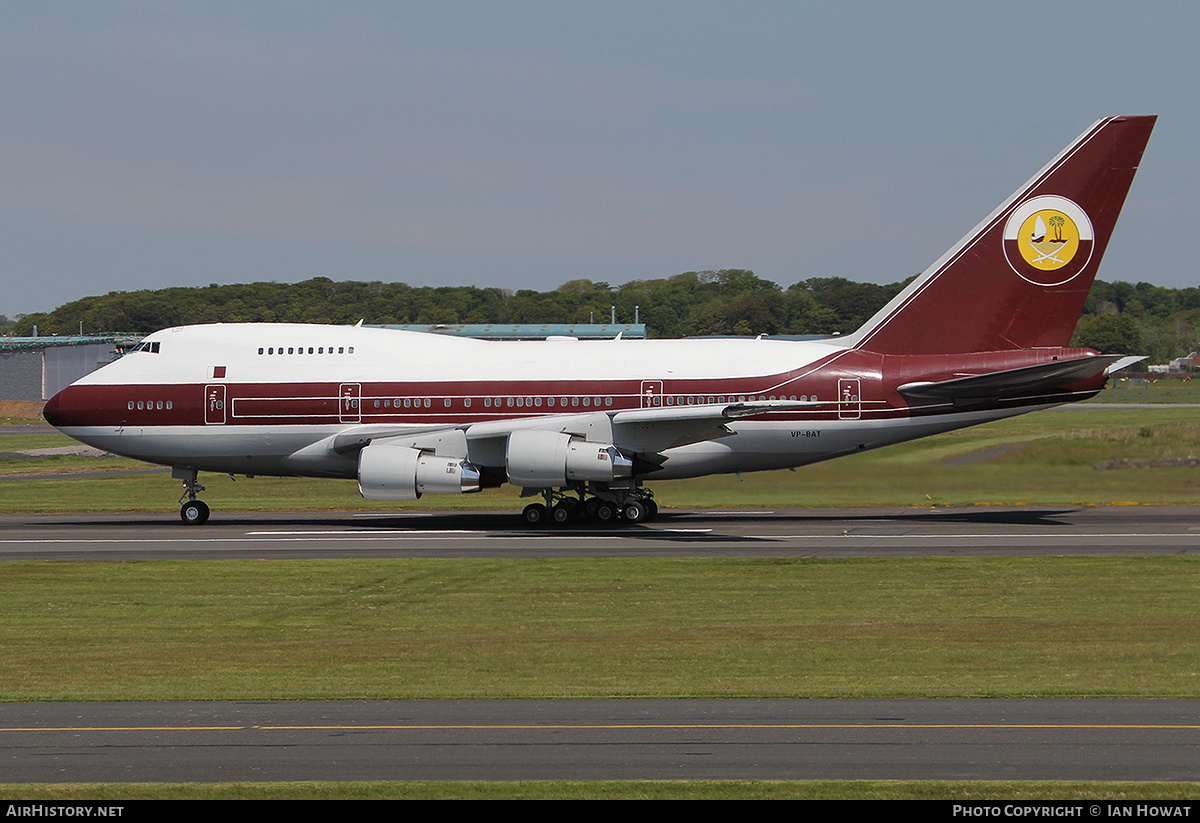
3 505 1198 783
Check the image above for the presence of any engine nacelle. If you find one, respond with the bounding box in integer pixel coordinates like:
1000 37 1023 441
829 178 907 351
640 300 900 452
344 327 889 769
505 429 633 487
358 442 482 500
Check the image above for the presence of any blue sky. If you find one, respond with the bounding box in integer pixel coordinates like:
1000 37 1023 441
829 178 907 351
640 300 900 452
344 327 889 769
2 2 1195 318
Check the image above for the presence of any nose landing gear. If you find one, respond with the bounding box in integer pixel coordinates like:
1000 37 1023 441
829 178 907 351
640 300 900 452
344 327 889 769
175 467 210 525
180 498 210 525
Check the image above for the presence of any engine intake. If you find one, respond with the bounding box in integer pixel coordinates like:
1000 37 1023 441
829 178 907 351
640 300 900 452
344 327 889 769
358 442 481 500
505 429 633 487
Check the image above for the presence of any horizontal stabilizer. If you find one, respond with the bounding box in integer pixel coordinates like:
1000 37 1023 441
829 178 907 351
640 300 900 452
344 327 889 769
897 354 1130 400
1103 355 1148 375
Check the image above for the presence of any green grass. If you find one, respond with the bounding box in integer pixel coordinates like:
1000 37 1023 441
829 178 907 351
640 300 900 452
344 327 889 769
2 780 1198 800
2 557 1197 701
1089 378 1200 403
662 407 1200 507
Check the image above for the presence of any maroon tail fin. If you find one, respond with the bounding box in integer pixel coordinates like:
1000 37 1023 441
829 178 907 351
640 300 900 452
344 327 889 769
845 116 1156 355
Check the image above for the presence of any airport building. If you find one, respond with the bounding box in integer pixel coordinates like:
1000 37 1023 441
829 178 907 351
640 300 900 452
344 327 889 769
1 335 140 402
1 325 648 402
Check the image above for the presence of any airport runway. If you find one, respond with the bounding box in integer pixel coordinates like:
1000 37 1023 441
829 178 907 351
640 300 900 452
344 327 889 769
4 698 1200 782
1 505 1198 560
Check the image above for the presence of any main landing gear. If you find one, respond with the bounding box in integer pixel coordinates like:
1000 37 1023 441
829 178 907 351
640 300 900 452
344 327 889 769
175 467 209 525
521 484 658 527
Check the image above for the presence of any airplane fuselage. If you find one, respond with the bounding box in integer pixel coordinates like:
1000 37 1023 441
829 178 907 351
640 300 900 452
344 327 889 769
44 322 1106 483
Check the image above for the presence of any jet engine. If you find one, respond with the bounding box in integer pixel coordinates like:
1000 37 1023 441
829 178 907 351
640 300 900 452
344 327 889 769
358 442 482 500
505 429 633 487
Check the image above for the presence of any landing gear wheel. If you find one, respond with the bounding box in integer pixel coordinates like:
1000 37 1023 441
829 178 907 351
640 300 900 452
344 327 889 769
550 503 575 526
180 500 210 525
644 499 659 520
522 503 548 527
594 502 617 524
621 501 648 523
583 498 601 520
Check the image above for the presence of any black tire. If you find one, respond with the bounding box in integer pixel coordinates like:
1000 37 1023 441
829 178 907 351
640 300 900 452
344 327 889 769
550 503 574 525
522 503 548 526
180 500 210 525
594 502 616 523
622 501 648 523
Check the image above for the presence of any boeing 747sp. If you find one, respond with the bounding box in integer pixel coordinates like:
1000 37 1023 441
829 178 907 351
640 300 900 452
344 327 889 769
44 116 1156 525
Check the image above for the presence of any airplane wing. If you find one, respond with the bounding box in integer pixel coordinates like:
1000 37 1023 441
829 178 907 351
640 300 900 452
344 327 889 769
897 354 1141 400
610 398 819 453
326 398 819 458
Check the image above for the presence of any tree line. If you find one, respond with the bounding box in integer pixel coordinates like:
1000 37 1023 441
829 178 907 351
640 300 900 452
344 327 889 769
7 272 1200 364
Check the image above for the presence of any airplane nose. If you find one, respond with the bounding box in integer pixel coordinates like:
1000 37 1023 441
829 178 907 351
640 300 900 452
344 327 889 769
43 386 81 428
43 390 65 427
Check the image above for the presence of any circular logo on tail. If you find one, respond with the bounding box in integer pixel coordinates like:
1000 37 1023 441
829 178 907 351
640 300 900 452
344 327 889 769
1002 195 1094 286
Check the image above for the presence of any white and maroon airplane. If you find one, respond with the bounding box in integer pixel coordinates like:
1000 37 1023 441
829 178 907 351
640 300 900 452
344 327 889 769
44 115 1156 525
